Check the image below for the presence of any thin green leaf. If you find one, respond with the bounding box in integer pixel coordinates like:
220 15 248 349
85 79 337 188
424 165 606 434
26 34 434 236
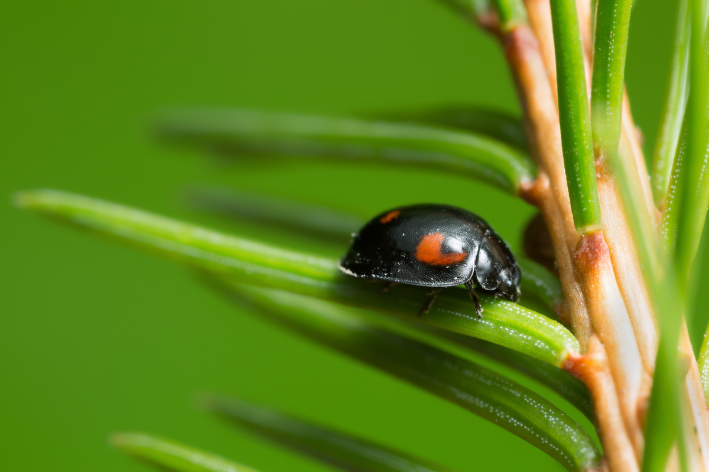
651 0 690 207
217 285 600 472
191 187 563 313
643 337 683 472
188 188 363 243
641 271 685 472
17 189 580 367
375 106 528 151
605 143 683 472
414 327 594 420
550 0 602 234
491 0 527 31
110 433 260 472
192 190 587 417
435 0 492 20
295 302 590 420
661 2 709 300
590 0 598 41
592 0 659 264
516 257 564 313
698 326 709 403
591 0 632 152
156 109 536 195
344 309 591 419
588 11 685 466
202 395 458 472
592 0 686 454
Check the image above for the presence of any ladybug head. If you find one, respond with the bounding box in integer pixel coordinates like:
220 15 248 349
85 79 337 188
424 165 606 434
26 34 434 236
496 266 522 303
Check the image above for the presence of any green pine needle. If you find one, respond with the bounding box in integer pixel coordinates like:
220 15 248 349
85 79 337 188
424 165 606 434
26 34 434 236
550 0 602 234
188 187 563 314
202 395 459 472
156 109 536 195
214 285 600 472
17 189 580 367
111 433 260 472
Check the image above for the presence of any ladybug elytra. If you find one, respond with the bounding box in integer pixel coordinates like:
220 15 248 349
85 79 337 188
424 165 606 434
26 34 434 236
338 204 521 318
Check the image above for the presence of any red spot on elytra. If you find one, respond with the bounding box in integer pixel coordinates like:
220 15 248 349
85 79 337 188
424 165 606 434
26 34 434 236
415 232 467 266
380 210 400 224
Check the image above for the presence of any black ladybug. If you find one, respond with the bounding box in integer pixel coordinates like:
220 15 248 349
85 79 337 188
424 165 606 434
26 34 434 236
338 204 521 318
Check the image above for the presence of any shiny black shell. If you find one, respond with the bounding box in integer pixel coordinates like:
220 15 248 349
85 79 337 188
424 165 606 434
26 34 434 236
338 204 521 299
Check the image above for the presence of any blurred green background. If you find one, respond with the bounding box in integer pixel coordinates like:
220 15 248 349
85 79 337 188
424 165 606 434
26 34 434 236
2 0 699 471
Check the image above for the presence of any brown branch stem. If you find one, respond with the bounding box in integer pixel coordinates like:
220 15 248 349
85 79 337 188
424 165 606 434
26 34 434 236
505 27 577 244
595 156 658 374
500 9 648 470
519 1 663 462
525 0 658 380
524 0 558 107
574 232 645 458
523 174 593 339
488 3 709 470
566 335 639 472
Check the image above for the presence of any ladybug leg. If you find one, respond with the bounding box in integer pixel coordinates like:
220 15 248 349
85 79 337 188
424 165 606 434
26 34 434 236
381 281 398 293
464 281 483 319
418 288 442 318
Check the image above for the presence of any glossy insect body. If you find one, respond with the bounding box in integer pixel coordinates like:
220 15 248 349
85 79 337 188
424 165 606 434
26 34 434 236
338 204 521 318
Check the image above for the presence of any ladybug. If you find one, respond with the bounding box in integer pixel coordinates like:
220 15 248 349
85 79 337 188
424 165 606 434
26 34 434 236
338 204 521 318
